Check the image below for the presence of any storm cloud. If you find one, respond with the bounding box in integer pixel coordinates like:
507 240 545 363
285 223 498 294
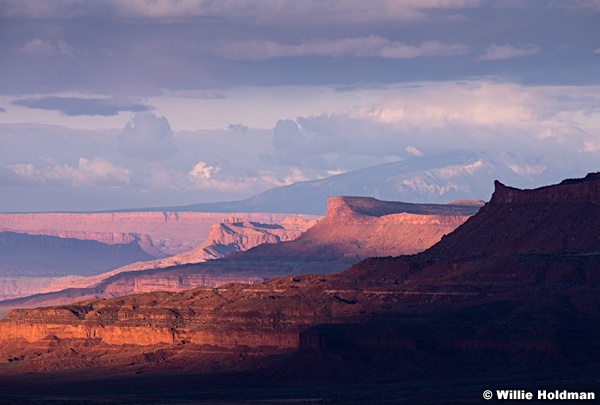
118 112 178 161
12 97 152 116
0 1 598 211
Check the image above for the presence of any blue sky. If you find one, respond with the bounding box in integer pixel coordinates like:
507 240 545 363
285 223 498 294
0 0 599 211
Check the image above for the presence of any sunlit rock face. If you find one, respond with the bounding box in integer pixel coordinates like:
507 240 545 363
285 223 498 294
0 197 477 312
0 212 318 301
2 174 599 382
0 211 317 256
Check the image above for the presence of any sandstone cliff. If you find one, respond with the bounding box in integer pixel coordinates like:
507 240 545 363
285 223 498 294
108 215 318 272
0 212 318 301
227 196 480 262
0 175 598 382
0 211 316 255
0 198 477 311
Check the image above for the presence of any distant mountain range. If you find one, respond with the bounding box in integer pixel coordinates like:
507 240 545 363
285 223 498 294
136 151 577 214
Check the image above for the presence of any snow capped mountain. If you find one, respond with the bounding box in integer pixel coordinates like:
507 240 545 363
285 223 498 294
154 151 582 214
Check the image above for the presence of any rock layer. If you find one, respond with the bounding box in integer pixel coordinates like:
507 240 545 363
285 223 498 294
0 198 477 312
0 175 599 401
0 211 316 255
0 212 318 301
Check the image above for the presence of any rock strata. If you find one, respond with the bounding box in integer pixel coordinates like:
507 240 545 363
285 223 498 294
0 198 477 311
0 213 318 301
0 176 600 380
0 175 599 399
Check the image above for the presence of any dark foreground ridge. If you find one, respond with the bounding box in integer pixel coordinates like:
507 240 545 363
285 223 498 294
0 174 599 403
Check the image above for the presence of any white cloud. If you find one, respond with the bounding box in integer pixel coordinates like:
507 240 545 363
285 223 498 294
582 141 600 153
405 146 424 156
7 157 131 187
478 43 540 60
360 81 534 127
263 81 600 175
594 47 600 54
188 162 219 180
220 36 468 60
2 80 599 211
119 112 178 161
19 38 74 57
185 160 301 193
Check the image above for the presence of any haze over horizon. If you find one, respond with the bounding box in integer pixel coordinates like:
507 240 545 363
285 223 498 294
1 0 599 212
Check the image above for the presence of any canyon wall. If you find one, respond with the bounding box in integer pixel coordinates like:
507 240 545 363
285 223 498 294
0 211 318 255
0 176 598 378
0 213 319 301
0 197 477 310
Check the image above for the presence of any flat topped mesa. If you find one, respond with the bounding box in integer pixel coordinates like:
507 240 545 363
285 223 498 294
324 196 480 219
490 172 600 205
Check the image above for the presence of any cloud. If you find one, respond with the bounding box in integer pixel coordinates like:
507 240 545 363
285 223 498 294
12 97 153 116
4 157 130 187
594 47 600 54
0 0 93 18
185 160 297 193
167 90 227 99
19 38 74 57
269 115 408 171
188 161 219 180
478 43 540 60
220 36 468 60
582 140 600 153
1 0 481 22
0 164 38 186
0 107 5 113
263 81 600 178
119 112 178 161
405 146 424 156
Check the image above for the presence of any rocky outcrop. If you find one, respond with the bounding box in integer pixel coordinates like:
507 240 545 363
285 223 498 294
236 196 481 260
419 173 600 259
491 172 600 205
0 175 599 382
115 215 318 272
0 198 477 311
0 213 318 301
0 211 317 255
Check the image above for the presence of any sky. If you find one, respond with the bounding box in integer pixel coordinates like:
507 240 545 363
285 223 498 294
0 0 599 212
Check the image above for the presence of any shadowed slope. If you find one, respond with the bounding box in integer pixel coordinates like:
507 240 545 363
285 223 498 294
0 176 599 401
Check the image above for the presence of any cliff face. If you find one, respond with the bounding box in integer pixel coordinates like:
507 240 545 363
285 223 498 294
0 198 477 311
0 212 318 301
1 175 599 381
235 196 480 260
129 215 318 269
419 173 600 259
0 211 317 255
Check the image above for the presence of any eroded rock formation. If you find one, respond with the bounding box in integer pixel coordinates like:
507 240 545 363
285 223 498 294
0 211 317 255
0 212 318 301
1 175 599 383
0 198 477 312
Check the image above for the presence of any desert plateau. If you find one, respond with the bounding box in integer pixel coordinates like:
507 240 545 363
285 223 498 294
0 174 598 403
2 3 599 403
0 197 477 315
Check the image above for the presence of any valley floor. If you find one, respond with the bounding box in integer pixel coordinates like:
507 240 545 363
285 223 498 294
0 362 598 404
